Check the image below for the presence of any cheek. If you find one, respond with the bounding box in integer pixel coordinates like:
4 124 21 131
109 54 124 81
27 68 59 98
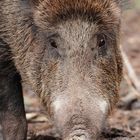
96 98 108 114
52 97 68 113
50 95 71 129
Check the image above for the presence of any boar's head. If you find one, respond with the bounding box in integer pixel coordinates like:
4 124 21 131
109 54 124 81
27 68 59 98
18 0 126 139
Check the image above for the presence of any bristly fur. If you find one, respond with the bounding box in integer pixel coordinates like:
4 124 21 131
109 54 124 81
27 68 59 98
31 0 121 28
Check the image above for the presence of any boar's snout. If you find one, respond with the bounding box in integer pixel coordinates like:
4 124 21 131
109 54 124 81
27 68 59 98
50 92 109 140
66 134 88 140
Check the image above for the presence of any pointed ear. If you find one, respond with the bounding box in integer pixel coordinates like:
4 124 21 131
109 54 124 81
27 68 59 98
115 0 133 11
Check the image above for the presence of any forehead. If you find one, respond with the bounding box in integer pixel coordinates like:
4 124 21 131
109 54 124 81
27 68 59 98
34 0 121 29
57 20 97 45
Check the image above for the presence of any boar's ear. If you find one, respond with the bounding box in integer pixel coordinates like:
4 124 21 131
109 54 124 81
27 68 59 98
115 0 133 11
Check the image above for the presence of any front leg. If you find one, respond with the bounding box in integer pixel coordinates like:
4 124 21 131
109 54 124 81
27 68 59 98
0 74 27 140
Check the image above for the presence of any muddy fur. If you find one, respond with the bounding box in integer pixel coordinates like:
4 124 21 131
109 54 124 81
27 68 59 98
0 0 128 140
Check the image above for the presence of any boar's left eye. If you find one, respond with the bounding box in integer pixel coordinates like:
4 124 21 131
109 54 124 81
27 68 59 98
99 38 105 47
97 35 106 48
97 35 107 56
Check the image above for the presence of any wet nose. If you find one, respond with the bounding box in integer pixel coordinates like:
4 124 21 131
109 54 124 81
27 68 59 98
70 134 87 140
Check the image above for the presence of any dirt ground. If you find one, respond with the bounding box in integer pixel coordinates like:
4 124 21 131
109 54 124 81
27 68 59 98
0 4 140 140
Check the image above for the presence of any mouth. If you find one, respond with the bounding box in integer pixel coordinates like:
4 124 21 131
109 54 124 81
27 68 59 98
65 133 90 140
64 126 99 140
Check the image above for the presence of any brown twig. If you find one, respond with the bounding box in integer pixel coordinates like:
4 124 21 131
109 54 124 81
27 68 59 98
120 46 140 104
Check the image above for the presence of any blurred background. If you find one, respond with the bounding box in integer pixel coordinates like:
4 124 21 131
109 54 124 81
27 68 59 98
135 0 140 8
107 0 140 139
0 0 140 140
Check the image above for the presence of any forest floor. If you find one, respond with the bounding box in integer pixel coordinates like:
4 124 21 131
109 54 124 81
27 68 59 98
0 5 140 140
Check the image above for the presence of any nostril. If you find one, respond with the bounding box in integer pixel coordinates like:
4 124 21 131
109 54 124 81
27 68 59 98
76 134 85 137
72 134 87 140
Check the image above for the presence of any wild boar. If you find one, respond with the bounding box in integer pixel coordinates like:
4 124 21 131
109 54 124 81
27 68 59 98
0 0 126 139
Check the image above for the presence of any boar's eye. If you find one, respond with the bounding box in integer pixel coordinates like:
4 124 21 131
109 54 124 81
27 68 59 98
49 39 58 49
99 38 105 47
98 35 106 48
97 34 107 56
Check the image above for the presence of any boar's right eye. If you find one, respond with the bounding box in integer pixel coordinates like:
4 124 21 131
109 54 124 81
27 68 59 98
49 39 58 49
